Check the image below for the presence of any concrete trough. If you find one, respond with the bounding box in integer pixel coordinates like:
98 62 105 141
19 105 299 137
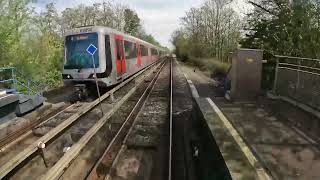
0 94 19 123
15 94 45 116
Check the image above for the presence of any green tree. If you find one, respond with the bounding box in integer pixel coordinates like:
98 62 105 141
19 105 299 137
0 0 31 66
172 0 241 61
124 9 140 36
0 0 165 90
241 0 320 58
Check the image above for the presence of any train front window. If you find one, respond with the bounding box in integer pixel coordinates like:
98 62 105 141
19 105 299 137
65 33 99 69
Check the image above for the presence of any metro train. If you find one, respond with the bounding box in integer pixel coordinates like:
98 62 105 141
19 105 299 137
62 26 166 87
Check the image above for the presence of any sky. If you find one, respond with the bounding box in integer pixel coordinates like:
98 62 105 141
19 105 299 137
32 0 251 48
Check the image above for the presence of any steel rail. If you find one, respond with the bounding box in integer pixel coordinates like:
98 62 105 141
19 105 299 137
102 59 171 180
42 87 137 180
168 58 173 180
0 104 74 151
84 61 167 180
0 60 163 179
42 61 166 180
102 60 169 180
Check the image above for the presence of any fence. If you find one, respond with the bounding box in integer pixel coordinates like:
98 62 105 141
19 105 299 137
0 67 44 96
273 55 320 111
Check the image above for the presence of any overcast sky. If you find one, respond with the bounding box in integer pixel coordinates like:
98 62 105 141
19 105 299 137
32 0 250 48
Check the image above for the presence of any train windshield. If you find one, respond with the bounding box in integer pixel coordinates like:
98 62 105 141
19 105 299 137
64 33 99 69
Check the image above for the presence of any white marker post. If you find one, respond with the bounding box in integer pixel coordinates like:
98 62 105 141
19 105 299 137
87 44 104 116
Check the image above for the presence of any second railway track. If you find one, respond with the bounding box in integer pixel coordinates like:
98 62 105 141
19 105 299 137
83 58 173 180
0 59 166 180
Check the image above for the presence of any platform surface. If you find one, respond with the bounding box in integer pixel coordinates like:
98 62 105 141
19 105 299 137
179 61 320 180
177 61 270 179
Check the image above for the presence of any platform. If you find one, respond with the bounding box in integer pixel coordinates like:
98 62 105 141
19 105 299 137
176 60 271 179
179 60 320 179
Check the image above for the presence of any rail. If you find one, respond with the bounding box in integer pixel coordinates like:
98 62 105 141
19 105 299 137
0 104 74 150
168 58 173 180
42 61 166 180
85 61 167 180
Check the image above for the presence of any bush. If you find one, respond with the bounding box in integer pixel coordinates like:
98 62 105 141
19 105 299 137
186 57 230 78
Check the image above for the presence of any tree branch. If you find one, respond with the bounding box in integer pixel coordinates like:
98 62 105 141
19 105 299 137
248 1 276 15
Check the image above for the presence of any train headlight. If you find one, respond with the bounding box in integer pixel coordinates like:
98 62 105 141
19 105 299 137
67 75 71 79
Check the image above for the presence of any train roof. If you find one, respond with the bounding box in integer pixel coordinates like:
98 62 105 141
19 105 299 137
65 26 165 51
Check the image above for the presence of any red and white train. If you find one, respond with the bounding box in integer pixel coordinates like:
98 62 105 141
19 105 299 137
62 26 166 87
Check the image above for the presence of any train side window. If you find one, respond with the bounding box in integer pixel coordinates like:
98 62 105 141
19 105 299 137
105 35 112 60
124 40 137 59
105 35 112 75
115 39 123 60
140 45 148 56
151 48 158 56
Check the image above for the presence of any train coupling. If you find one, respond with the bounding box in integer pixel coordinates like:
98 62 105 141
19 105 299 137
71 84 88 103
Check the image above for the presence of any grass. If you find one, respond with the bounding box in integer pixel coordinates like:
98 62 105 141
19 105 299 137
185 57 231 78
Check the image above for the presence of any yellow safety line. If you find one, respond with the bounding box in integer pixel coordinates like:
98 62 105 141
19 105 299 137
206 98 271 180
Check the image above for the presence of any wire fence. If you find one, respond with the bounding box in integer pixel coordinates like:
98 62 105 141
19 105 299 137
273 55 320 110
0 67 45 96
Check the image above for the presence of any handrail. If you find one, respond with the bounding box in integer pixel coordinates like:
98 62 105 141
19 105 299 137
0 67 45 96
278 66 320 76
274 55 320 63
278 63 320 71
15 70 44 88
0 67 16 71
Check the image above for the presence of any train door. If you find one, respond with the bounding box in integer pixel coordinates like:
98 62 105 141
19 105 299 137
115 35 126 76
136 43 142 67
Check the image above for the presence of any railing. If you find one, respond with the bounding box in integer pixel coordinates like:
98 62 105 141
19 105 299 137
273 55 320 110
0 67 45 96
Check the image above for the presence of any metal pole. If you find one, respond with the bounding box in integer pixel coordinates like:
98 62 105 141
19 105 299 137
12 68 16 90
92 55 104 116
296 59 301 95
272 57 279 94
28 81 30 95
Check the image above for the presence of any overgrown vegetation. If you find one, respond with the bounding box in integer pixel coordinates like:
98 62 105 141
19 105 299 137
171 0 240 76
242 0 320 59
185 57 230 78
171 0 241 62
0 0 163 91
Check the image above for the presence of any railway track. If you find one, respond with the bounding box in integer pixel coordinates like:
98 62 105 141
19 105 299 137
0 85 80 152
0 104 81 165
102 59 172 180
0 103 73 151
0 60 165 179
38 59 173 180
